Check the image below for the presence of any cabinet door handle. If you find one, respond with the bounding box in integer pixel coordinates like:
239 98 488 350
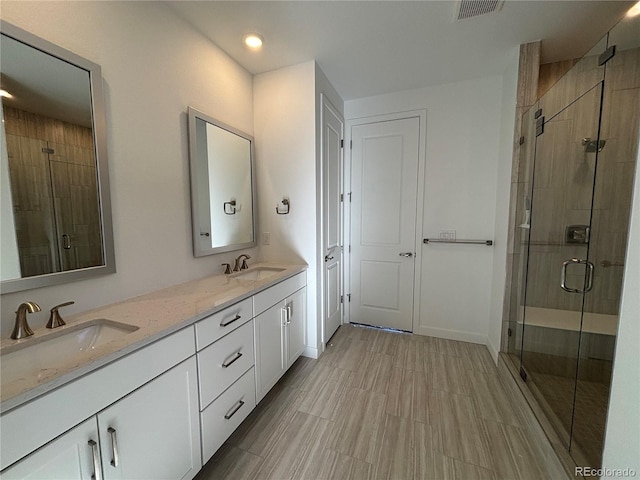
287 304 292 324
221 351 243 368
282 306 288 326
220 314 241 327
88 439 103 480
107 427 120 468
224 400 245 419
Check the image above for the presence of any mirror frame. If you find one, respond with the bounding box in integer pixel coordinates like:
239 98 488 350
0 21 116 293
187 107 257 257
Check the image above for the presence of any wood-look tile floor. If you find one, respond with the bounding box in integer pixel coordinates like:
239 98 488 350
195 324 568 480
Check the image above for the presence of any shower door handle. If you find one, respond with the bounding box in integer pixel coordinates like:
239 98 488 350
560 258 594 293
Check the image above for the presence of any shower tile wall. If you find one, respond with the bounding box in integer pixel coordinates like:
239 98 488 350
588 45 640 316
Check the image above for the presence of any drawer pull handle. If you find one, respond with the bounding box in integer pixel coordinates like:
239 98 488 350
224 400 245 420
107 427 120 467
220 314 242 327
222 351 243 368
88 439 103 480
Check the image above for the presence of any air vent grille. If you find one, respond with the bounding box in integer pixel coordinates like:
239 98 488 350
455 0 504 20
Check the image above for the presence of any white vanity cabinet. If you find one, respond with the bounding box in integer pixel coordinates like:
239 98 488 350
1 328 201 480
96 357 200 480
2 356 200 480
195 301 256 465
1 418 99 480
254 272 306 402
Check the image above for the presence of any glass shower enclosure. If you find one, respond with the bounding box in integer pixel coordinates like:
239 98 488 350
508 14 639 469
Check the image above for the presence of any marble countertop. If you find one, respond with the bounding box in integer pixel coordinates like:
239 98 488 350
0 263 307 412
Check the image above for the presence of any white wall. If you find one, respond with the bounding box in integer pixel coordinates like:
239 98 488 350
487 49 520 361
602 133 640 476
0 1 256 336
253 62 319 356
345 75 504 345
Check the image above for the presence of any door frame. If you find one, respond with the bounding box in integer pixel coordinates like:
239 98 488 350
319 94 345 349
345 109 427 333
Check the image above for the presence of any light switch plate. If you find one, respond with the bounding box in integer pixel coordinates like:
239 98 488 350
262 232 270 245
439 230 456 241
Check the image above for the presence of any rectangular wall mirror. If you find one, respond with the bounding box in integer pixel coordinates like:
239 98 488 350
187 107 256 257
0 21 115 294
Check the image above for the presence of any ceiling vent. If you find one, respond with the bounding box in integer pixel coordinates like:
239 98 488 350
454 0 505 21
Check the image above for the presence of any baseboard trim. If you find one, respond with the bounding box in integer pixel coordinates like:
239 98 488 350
302 346 319 359
415 325 487 345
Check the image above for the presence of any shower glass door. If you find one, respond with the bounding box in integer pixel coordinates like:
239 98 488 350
519 82 603 450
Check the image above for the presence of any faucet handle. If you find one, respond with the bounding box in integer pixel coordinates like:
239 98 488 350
241 255 251 270
222 263 232 275
47 301 75 329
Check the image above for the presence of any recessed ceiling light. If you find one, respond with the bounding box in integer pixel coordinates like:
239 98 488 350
243 33 264 50
0 89 13 98
627 1 640 17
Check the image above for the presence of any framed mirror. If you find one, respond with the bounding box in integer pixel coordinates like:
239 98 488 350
187 107 256 257
0 21 115 293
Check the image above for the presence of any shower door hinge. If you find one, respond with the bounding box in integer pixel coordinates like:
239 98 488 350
598 45 616 66
535 116 545 137
519 367 528 382
42 147 54 154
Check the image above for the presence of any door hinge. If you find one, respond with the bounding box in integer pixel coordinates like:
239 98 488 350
347 294 351 302
340 295 344 304
598 45 616 66
340 139 344 148
350 140 353 149
42 147 54 154
348 245 351 253
348 192 352 202
519 136 525 146
508 327 512 337
340 193 344 202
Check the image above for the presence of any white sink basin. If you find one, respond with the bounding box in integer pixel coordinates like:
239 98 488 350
1 319 139 385
231 266 286 281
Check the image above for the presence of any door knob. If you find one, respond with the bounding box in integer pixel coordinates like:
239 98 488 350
399 252 413 257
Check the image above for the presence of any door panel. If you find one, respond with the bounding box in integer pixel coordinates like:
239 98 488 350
520 84 602 450
1 418 99 480
322 97 343 342
98 357 200 480
350 117 420 331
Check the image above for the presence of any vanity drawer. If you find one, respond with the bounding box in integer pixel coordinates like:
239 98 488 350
197 319 254 409
201 367 256 463
195 297 253 350
253 271 306 316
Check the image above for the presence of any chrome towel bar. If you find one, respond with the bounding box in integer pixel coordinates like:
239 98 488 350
423 238 493 246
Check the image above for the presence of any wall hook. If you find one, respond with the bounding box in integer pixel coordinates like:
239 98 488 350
276 197 290 215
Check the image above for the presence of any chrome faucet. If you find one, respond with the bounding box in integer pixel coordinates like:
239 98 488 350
47 301 75 329
233 254 251 272
11 301 41 339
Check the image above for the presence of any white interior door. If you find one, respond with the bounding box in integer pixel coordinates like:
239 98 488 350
322 96 344 343
350 117 420 331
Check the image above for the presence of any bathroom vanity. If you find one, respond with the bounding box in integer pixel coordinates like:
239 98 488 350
0 264 307 479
